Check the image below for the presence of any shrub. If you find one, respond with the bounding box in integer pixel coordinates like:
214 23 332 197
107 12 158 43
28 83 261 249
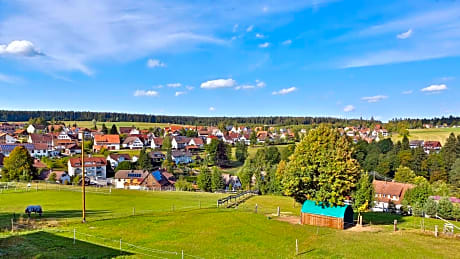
437 197 454 219
423 198 438 216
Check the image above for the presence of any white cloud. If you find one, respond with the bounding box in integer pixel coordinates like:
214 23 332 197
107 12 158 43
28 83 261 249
402 90 413 95
258 42 270 48
343 105 355 112
282 39 292 45
440 76 455 81
0 73 21 84
201 78 236 89
0 40 42 56
246 25 254 32
256 33 264 39
235 85 255 90
133 90 159 97
397 29 413 39
232 24 239 32
153 85 164 89
209 106 215 111
262 6 269 12
255 80 266 88
361 95 388 103
272 87 297 95
185 86 194 90
421 84 447 92
167 83 182 88
175 91 186 96
147 59 166 68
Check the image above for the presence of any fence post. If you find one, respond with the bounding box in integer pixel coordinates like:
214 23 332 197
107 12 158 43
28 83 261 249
393 219 397 232
120 239 122 254
435 225 438 237
36 183 38 192
11 218 14 233
295 239 298 255
255 204 258 213
182 250 184 259
73 228 76 244
217 200 219 208
110 187 112 193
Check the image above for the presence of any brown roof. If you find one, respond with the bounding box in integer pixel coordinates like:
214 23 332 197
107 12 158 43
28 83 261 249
153 138 164 145
119 127 135 134
30 133 54 144
69 157 107 167
191 137 204 145
33 159 48 169
114 170 149 179
94 134 120 144
109 153 132 161
373 180 414 204
122 136 142 145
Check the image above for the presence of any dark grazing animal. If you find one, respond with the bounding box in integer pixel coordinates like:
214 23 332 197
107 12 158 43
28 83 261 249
25 205 42 217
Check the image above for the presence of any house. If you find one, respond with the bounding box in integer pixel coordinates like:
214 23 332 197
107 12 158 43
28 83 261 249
28 134 54 149
119 127 139 135
40 170 71 184
93 134 120 152
64 144 81 156
27 124 46 134
122 136 144 149
107 153 132 168
256 131 269 143
114 170 149 189
409 140 424 149
0 143 49 158
172 136 190 149
0 133 18 144
77 128 92 140
188 137 204 148
301 200 354 230
221 174 242 191
149 151 165 163
151 137 163 149
372 180 414 213
0 123 16 134
140 169 174 190
206 135 219 145
55 131 72 140
424 141 442 154
68 157 107 180
171 150 192 164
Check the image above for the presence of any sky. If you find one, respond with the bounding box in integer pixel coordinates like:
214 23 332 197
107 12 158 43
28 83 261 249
0 0 460 122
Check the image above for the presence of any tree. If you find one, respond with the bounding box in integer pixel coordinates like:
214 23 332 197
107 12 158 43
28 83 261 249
403 181 432 206
438 197 454 219
394 166 417 183
353 173 375 214
206 139 229 167
250 131 257 146
449 158 460 188
3 146 36 181
48 172 57 182
442 133 457 170
197 166 212 192
109 124 118 134
91 119 97 130
175 176 194 191
411 147 428 177
424 198 438 216
235 141 248 163
238 159 254 190
282 125 361 205
115 161 133 172
137 148 153 171
101 123 108 134
72 175 81 185
402 135 410 150
211 166 224 191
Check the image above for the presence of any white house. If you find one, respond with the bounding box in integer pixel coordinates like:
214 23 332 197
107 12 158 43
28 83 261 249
151 137 163 149
222 174 242 191
68 157 107 179
188 137 204 148
93 134 120 152
114 170 149 189
172 136 190 150
107 153 132 168
372 180 413 213
0 133 18 144
122 136 144 149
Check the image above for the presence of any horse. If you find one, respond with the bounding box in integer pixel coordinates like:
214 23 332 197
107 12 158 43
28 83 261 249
25 205 43 217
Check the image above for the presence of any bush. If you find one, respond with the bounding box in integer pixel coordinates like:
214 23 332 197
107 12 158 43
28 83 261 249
437 197 454 219
412 202 424 217
175 177 194 191
423 198 438 217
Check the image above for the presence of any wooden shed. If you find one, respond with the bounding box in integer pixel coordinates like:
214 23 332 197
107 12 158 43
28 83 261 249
300 200 354 230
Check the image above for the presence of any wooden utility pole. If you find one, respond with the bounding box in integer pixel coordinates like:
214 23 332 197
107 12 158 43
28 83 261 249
82 137 86 223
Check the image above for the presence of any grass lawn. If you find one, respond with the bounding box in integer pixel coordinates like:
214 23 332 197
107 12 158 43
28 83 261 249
0 190 459 258
392 127 460 145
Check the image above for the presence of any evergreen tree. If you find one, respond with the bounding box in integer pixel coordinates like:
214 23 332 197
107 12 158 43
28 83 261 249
352 173 375 214
449 158 460 189
250 131 257 146
197 166 212 192
282 125 361 205
402 135 410 150
235 141 248 163
101 123 108 134
238 159 254 190
442 133 457 170
211 166 224 191
137 148 153 171
424 198 438 216
109 124 118 134
438 197 454 219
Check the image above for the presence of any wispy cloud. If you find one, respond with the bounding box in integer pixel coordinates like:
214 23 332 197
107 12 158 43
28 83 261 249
343 105 355 112
209 106 215 111
259 42 270 48
255 80 266 88
201 78 236 89
147 59 166 68
246 25 254 32
175 91 186 97
185 86 194 91
361 95 388 103
421 84 447 92
402 90 413 95
396 29 413 39
272 87 297 95
282 39 292 45
0 73 22 84
232 24 239 33
256 33 265 39
167 83 182 88
134 90 159 97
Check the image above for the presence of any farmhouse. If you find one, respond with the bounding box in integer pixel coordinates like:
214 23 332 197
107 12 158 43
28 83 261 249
300 200 354 230
28 133 54 149
0 143 49 158
424 141 442 154
372 180 414 213
140 170 175 190
114 170 149 189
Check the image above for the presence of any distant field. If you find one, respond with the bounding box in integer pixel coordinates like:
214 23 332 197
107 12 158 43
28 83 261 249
56 121 182 129
0 189 458 258
392 127 460 145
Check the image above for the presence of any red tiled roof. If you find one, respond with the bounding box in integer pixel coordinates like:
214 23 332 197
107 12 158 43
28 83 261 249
69 157 107 167
94 134 120 144
373 180 414 205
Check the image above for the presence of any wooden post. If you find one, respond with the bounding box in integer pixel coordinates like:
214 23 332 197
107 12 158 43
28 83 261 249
277 207 280 217
255 204 258 213
435 225 438 237
73 228 76 244
182 250 184 259
393 219 397 232
120 239 122 254
295 239 298 255
11 218 14 233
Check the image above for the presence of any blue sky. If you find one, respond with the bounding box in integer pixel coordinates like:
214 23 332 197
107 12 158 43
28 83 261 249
0 0 459 121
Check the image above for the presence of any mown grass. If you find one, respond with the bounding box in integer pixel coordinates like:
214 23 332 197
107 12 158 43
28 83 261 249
0 190 459 258
392 127 460 145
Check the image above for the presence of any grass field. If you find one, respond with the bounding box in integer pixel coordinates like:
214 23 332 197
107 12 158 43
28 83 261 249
392 127 460 145
0 188 459 258
58 121 181 130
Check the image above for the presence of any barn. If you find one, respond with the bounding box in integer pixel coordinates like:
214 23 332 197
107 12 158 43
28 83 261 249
300 200 354 230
